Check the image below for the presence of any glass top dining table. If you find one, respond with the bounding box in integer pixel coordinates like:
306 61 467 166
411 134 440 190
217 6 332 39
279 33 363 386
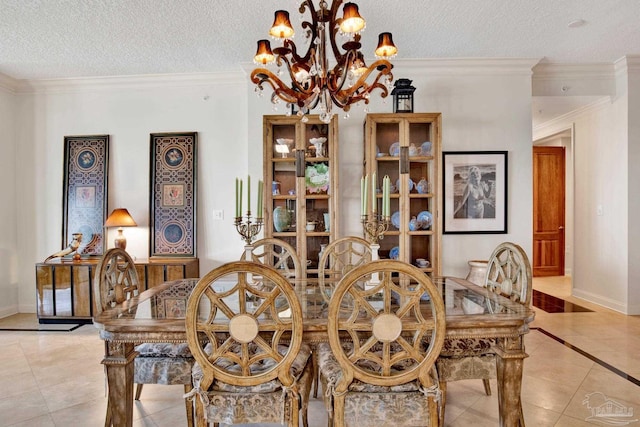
93 275 534 427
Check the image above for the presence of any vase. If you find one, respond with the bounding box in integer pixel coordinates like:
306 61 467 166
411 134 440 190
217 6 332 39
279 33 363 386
466 260 488 286
273 206 291 232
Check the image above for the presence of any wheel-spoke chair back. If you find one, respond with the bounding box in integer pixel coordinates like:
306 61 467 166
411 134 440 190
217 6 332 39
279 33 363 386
318 236 372 303
485 242 532 306
94 248 194 427
435 241 531 426
317 260 446 427
184 261 313 427
94 248 140 313
240 237 302 279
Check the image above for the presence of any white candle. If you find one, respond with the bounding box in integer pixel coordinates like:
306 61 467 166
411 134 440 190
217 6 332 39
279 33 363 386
235 178 238 217
247 175 251 214
364 175 368 216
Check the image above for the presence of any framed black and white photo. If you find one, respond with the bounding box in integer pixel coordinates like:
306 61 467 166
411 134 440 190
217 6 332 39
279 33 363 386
443 151 507 234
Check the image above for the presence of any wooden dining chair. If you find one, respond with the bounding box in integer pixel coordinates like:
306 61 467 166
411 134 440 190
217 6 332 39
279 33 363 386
317 236 372 303
316 260 446 427
93 248 194 427
184 261 313 427
436 242 532 427
240 237 302 279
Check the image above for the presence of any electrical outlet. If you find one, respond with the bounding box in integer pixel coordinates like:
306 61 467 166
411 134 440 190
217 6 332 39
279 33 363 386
213 209 224 220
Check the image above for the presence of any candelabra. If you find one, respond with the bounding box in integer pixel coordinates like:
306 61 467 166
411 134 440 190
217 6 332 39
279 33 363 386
361 213 390 245
235 213 263 245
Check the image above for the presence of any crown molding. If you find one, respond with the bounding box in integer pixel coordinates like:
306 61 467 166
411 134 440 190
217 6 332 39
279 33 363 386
614 55 640 76
0 72 19 94
15 71 245 94
387 58 542 75
241 58 542 78
533 62 615 81
533 96 610 140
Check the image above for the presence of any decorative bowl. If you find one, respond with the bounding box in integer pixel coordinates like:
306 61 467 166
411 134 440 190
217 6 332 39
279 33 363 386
391 211 400 229
417 210 433 229
389 246 400 260
395 178 414 193
389 142 400 156
421 141 432 156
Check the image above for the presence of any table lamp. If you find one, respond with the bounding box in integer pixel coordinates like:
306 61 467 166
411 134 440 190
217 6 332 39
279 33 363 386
105 208 137 250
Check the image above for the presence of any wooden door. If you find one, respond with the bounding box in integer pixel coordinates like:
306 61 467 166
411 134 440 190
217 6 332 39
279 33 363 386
533 146 565 276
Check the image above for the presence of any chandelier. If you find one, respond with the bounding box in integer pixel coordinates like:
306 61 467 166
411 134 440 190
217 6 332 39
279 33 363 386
251 0 397 123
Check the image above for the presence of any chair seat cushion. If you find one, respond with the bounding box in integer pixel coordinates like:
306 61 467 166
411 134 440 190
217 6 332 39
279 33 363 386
133 342 194 385
436 354 497 381
316 342 423 393
135 342 192 358
439 337 496 357
193 342 312 393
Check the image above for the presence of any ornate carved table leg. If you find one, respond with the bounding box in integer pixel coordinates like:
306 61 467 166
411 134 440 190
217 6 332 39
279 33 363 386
494 336 528 427
102 341 137 427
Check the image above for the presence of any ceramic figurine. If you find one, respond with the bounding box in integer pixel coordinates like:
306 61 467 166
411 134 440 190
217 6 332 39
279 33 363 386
45 233 82 262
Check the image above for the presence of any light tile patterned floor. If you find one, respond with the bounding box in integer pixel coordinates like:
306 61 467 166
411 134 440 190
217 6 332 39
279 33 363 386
0 276 638 426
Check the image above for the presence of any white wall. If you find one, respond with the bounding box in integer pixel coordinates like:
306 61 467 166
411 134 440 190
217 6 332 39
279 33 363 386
0 75 18 317
625 57 640 314
12 59 537 314
533 57 637 314
15 74 249 313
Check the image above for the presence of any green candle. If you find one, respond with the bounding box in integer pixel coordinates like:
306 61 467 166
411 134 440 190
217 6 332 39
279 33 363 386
257 180 263 218
372 172 377 213
235 178 239 217
239 179 243 217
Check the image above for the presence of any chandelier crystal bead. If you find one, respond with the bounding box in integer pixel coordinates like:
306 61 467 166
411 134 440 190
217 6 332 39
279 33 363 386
251 0 396 123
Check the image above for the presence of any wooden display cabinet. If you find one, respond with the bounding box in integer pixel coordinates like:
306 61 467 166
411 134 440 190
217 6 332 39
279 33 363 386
35 257 199 323
363 113 441 276
263 115 339 276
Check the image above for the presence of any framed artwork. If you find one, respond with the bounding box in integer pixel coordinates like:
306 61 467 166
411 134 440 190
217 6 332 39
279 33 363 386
150 132 197 257
443 151 508 234
62 135 109 256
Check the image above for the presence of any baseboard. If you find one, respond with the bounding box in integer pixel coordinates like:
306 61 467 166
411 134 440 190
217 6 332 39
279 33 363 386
0 305 18 319
573 289 627 314
18 303 36 314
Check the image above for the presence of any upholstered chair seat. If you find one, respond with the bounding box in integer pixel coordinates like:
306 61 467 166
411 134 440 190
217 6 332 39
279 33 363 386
134 342 194 385
188 343 313 424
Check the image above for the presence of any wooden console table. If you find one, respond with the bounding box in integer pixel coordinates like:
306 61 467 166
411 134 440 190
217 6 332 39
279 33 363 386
35 257 199 323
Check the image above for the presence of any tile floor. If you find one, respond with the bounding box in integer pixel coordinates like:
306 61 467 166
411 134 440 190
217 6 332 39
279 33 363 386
0 276 639 426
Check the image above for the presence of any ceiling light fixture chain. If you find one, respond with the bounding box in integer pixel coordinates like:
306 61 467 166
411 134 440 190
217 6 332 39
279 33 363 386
251 0 397 123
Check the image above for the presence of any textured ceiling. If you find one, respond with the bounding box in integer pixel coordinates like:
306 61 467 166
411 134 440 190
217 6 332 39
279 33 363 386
1 0 639 81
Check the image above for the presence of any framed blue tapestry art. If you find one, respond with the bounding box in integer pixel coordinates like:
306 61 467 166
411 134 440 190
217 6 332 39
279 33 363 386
62 135 109 256
149 132 197 257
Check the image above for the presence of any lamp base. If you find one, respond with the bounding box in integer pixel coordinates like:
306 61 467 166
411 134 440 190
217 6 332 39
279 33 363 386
114 229 127 250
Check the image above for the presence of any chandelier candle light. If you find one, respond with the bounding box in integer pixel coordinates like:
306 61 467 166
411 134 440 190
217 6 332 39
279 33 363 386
251 1 397 123
235 176 264 244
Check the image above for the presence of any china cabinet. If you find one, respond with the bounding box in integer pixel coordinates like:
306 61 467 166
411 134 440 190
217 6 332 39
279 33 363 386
363 113 441 276
263 115 338 276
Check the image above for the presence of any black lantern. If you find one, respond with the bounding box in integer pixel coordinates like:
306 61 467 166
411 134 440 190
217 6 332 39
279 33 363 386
391 78 416 113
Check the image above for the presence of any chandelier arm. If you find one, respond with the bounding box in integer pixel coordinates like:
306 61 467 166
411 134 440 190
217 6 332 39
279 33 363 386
326 48 357 94
332 60 393 107
294 0 320 65
273 52 318 96
251 69 306 104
